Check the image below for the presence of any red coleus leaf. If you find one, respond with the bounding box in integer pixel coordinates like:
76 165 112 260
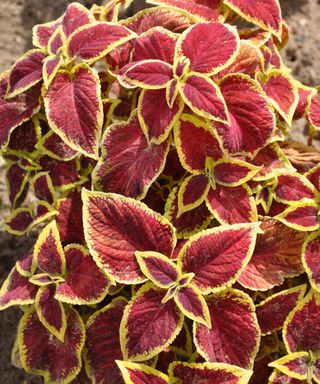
138 88 183 144
82 190 176 284
34 221 65 276
269 370 309 384
132 26 177 63
36 130 78 161
146 0 222 22
32 173 55 204
7 116 40 153
294 83 315 120
67 22 136 62
93 111 170 199
117 361 169 384
165 186 213 239
308 92 320 130
275 203 319 232
256 285 307 335
194 289 260 369
135 251 179 288
213 159 259 186
168 361 252 384
55 244 111 304
6 162 28 207
216 40 261 78
176 22 239 75
223 0 282 37
207 184 258 225
35 284 67 341
123 59 173 88
6 49 45 98
44 64 103 159
0 73 42 151
84 297 127 384
180 73 229 122
19 307 85 383
274 173 316 204
302 230 320 292
174 285 211 328
258 70 298 126
16 252 36 277
47 26 65 56
43 56 63 89
178 223 259 294
269 352 311 381
32 18 62 49
215 74 276 154
284 290 320 354
238 220 306 291
174 113 224 173
120 6 194 34
56 190 84 244
0 267 37 309
62 2 94 37
120 284 184 361
178 174 210 214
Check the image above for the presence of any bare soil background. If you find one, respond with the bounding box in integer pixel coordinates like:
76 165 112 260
0 0 320 382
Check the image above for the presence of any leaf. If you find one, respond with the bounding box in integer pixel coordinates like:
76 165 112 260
238 219 306 291
168 361 253 384
223 0 282 37
178 174 210 215
176 22 239 75
302 230 320 292
135 251 179 288
258 70 298 126
34 221 66 276
0 73 42 151
55 244 111 304
174 285 211 328
44 64 103 159
275 203 319 232
213 159 259 186
269 352 310 381
6 49 45 98
35 285 67 342
274 173 316 204
120 284 184 361
82 190 176 284
178 223 259 294
215 74 275 154
116 361 169 384
32 18 62 49
123 59 173 88
256 285 307 335
132 26 177 63
283 290 320 354
62 2 94 37
19 307 85 384
180 74 229 122
194 289 260 369
269 370 310 384
165 186 213 239
308 92 320 130
174 113 224 173
206 184 258 225
84 297 127 384
6 163 29 207
43 56 63 89
16 252 36 277
121 6 194 34
93 111 170 199
138 88 183 144
67 22 136 62
0 267 37 310
32 173 55 204
7 116 40 153
146 0 221 21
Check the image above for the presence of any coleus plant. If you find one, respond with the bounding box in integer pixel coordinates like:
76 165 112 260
1 0 320 383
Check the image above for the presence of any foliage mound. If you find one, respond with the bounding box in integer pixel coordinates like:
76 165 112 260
1 0 320 383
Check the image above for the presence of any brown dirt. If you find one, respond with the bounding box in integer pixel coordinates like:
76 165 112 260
0 0 320 382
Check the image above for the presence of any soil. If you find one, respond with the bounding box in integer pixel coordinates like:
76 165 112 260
0 0 320 382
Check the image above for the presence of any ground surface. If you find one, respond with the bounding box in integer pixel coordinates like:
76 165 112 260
0 0 320 382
